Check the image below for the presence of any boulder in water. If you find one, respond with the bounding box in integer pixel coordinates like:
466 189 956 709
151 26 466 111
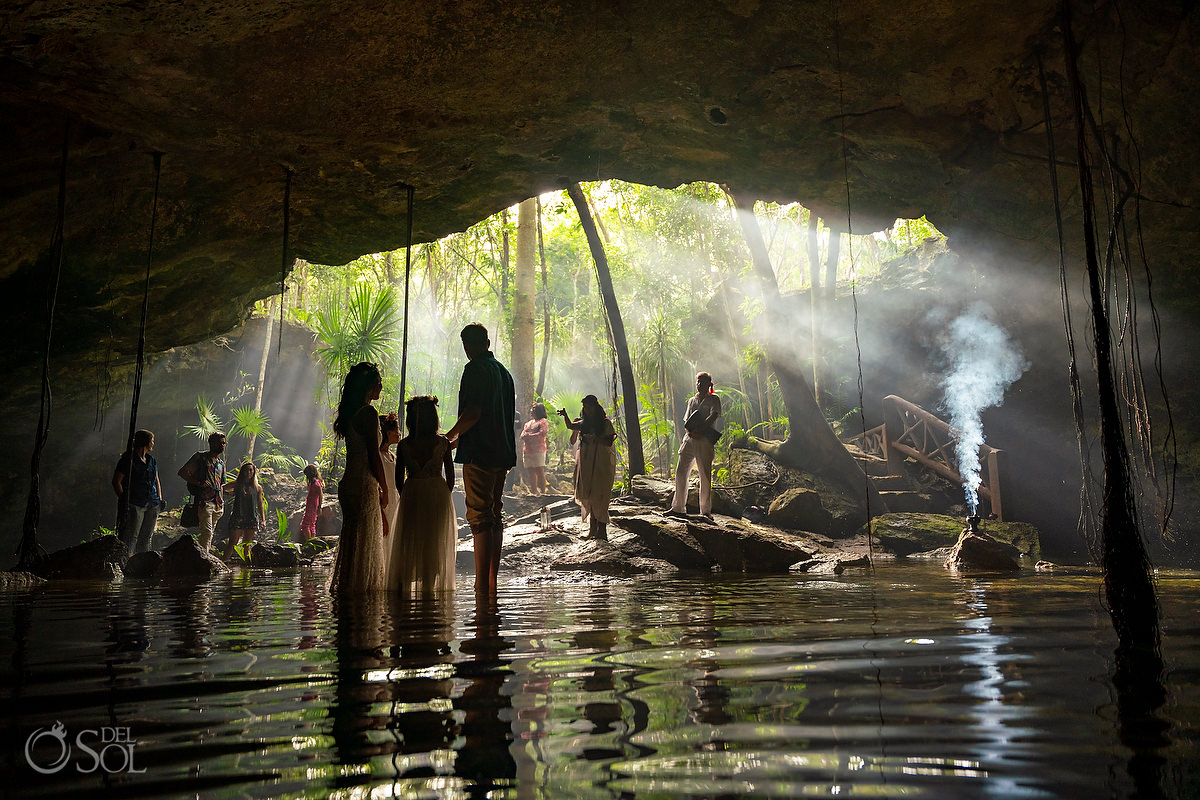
161 535 229 578
944 529 1021 572
31 534 126 581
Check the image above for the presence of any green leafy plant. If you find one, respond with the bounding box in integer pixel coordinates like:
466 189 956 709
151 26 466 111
275 508 290 542
182 396 224 442
85 525 118 543
229 404 271 442
233 540 255 563
311 282 400 375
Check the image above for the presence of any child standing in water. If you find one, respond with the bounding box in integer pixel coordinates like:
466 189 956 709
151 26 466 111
388 395 458 595
224 462 266 561
300 464 323 542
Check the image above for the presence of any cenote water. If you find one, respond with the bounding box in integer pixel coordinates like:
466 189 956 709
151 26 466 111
3 562 1197 798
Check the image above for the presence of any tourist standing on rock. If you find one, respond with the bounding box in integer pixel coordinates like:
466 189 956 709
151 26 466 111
300 464 323 542
112 428 163 555
179 431 228 551
388 395 457 596
521 402 550 495
560 395 617 541
379 412 401 541
446 323 516 599
329 361 389 596
667 372 722 520
223 461 266 562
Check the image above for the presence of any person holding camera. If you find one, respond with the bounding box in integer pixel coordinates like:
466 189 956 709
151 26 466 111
666 372 722 520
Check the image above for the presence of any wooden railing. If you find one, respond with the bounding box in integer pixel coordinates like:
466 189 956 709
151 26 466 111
850 395 1005 520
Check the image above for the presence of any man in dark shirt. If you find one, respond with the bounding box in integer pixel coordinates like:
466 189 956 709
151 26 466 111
446 323 516 598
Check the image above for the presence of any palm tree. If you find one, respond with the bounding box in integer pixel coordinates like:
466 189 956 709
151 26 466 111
311 282 400 378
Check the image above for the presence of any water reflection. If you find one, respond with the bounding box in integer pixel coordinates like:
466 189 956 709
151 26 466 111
455 597 517 798
0 566 1195 798
382 595 459 793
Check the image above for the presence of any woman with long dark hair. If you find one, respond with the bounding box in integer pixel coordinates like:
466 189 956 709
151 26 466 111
223 461 266 561
559 394 617 541
329 362 389 595
300 464 323 542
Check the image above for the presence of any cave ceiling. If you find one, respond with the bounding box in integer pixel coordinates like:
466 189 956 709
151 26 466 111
1 0 1197 404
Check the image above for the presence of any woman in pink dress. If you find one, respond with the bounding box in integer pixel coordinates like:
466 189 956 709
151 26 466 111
300 464 323 541
520 402 550 495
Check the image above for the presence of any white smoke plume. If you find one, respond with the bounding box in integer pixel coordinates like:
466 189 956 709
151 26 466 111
935 302 1028 513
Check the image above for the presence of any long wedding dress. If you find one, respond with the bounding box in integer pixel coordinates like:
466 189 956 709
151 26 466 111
330 411 387 595
387 435 458 596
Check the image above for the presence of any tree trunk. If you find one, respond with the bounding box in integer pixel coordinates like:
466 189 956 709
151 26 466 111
806 211 823 404
727 190 881 509
245 302 274 462
512 198 537 424
499 209 510 356
815 227 841 402
536 198 551 398
567 182 645 477
824 229 841 302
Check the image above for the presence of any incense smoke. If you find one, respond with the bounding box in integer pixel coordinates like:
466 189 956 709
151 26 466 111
934 303 1028 514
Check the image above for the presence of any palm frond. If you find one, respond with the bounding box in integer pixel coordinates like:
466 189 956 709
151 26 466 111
229 404 271 439
181 396 224 442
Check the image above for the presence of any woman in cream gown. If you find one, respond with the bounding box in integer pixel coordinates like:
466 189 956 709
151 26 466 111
388 395 458 596
329 362 389 596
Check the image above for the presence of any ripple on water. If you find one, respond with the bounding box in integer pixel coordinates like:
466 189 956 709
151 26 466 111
0 563 1196 798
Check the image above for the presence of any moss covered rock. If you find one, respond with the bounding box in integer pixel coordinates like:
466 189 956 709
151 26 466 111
871 512 1041 561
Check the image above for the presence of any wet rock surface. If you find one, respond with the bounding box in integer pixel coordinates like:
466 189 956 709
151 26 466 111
872 512 1041 561
0 571 48 590
30 535 127 581
159 535 230 579
944 529 1022 573
249 542 302 569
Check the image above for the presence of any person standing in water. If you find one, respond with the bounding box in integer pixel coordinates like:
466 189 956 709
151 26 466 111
388 395 457 596
329 362 389 596
667 372 722 520
378 412 401 541
445 323 516 599
300 464 323 542
223 461 266 562
178 431 227 551
112 428 163 555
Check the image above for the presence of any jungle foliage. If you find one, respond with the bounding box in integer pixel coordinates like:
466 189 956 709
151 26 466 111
249 181 941 482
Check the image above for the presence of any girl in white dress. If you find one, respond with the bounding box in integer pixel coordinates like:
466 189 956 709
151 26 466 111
388 396 458 596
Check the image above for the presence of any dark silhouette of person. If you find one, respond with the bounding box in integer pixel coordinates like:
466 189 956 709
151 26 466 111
445 323 516 599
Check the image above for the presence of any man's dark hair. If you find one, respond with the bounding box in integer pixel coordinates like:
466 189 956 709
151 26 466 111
460 322 488 348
